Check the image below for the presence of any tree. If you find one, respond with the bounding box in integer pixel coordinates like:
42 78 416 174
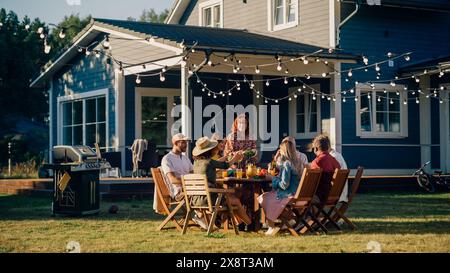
127 8 169 23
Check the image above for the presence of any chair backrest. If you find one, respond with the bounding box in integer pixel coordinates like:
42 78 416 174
102 152 122 168
294 168 322 202
348 166 364 204
151 167 171 205
181 174 213 211
327 169 350 204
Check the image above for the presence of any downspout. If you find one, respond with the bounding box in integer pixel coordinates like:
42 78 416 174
337 3 359 47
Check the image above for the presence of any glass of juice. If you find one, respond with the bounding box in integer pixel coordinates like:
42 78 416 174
222 170 228 178
236 169 243 179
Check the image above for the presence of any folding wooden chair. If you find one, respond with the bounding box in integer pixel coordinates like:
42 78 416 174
277 168 323 236
181 174 240 236
151 168 185 232
329 167 364 230
317 169 351 231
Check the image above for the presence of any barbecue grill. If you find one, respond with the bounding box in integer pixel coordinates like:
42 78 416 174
44 145 111 216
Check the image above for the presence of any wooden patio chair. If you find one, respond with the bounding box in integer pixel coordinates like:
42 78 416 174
181 174 240 236
329 166 364 230
276 168 323 236
151 167 185 232
317 169 351 231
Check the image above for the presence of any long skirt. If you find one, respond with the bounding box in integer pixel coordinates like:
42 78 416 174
258 191 291 222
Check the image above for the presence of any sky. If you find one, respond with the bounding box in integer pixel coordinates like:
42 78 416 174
0 0 174 24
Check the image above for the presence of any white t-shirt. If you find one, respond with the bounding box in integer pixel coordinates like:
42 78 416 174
161 151 193 198
330 149 349 203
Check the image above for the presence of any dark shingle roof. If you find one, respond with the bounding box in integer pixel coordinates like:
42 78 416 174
93 18 357 59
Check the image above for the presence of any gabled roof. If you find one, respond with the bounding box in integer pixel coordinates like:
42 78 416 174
166 0 192 24
30 18 359 88
341 0 450 12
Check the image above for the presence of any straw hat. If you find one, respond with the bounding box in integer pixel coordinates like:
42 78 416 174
192 136 218 157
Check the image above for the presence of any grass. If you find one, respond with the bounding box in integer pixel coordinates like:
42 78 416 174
0 191 449 253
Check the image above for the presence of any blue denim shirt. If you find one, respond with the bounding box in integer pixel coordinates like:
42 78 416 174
271 161 300 199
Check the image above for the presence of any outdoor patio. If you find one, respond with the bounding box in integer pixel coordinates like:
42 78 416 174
1 190 449 253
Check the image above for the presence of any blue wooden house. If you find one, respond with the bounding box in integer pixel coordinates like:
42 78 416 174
30 0 450 176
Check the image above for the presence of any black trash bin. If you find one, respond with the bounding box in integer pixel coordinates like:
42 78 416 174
44 145 110 216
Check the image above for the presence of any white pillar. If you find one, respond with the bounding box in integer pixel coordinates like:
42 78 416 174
329 62 342 152
114 69 126 174
419 75 431 172
48 78 54 163
181 62 191 139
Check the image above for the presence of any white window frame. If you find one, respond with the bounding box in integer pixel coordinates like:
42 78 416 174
355 83 408 139
199 0 224 28
135 87 181 147
289 85 321 139
267 0 299 32
57 88 109 149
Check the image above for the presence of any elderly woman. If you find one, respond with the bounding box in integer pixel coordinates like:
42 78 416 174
259 140 305 235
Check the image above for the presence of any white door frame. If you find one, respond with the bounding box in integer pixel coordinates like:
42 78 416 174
440 84 450 172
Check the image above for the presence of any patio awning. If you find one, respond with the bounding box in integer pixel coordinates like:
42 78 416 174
398 55 450 76
93 18 358 60
30 18 360 87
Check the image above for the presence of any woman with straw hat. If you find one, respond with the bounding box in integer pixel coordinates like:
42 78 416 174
191 136 251 226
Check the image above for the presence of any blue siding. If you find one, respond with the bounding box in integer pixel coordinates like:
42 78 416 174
51 38 115 154
339 4 450 169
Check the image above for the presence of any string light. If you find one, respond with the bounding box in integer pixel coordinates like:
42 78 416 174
347 70 353 77
277 62 283 71
44 39 51 54
363 56 369 65
135 75 141 84
58 28 66 39
159 72 166 82
255 66 260 74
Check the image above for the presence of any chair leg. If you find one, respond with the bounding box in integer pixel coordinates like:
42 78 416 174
207 194 223 235
309 207 328 234
181 210 192 235
280 217 298 237
224 194 239 235
156 200 185 232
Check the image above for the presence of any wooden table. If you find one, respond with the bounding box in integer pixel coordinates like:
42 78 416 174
217 176 272 232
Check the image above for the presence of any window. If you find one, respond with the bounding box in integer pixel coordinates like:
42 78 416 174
199 0 223 28
62 96 107 149
289 87 321 139
356 84 408 138
136 88 181 147
268 0 298 31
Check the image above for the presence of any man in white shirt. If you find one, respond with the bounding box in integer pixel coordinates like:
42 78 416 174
329 149 349 203
161 133 193 201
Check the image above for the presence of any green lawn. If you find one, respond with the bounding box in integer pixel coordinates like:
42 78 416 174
0 191 449 253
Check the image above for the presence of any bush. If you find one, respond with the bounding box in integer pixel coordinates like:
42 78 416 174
0 159 39 179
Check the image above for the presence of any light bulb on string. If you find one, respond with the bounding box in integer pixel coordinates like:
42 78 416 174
255 66 260 74
44 39 51 54
312 95 316 101
284 77 288 84
58 28 66 39
135 75 141 84
233 66 238 74
367 93 371 99
415 77 420 83
364 68 368 72
416 98 420 104
403 99 407 105
95 51 100 58
390 99 394 105
208 92 211 97
315 57 320 63
159 72 166 82
404 55 411 61
347 70 353 77
265 99 268 104
327 96 331 101
321 72 327 77
375 64 380 72
103 35 110 49
288 97 292 101
440 99 444 104
40 33 45 39
213 94 217 99
342 97 346 103
266 80 270 87
306 74 311 80
303 58 309 65
377 96 381 102
354 96 358 102
383 88 387 93
294 94 298 98
85 49 91 56
285 69 289 74
396 91 400 96
390 81 396 87
332 97 336 102
37 27 44 34
277 62 282 71
363 56 369 65
350 89 354 94
439 70 444 77
25 24 30 30
250 81 255 89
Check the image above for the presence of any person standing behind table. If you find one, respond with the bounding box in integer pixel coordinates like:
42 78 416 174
224 114 257 162
259 140 305 236
310 134 341 206
329 148 349 203
160 133 193 201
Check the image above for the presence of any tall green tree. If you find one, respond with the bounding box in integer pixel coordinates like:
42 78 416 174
127 8 169 23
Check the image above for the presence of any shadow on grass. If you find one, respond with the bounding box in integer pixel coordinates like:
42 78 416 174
351 219 450 235
0 194 168 222
348 192 450 219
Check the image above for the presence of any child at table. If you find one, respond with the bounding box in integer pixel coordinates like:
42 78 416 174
192 136 252 226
